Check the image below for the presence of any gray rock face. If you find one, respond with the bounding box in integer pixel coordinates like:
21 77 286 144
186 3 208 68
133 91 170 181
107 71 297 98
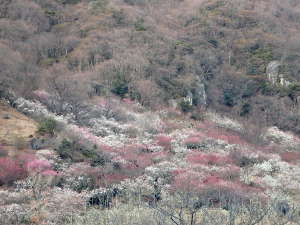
193 82 207 106
266 61 292 87
184 91 193 106
266 61 281 85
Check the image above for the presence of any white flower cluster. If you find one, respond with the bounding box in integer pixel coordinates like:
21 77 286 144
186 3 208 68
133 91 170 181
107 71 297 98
145 161 178 178
14 177 35 191
206 111 243 132
63 175 94 191
254 160 279 174
117 175 156 196
14 97 74 124
0 203 28 225
264 126 300 150
39 187 86 224
0 189 31 205
244 158 300 190
134 112 164 134
35 149 58 163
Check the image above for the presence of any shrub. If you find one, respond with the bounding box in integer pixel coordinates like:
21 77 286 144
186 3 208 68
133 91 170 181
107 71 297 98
134 18 147 31
240 103 251 117
156 135 172 151
56 139 74 160
186 152 232 166
90 152 110 167
112 9 126 26
190 109 205 121
111 76 129 98
184 136 203 149
26 159 52 174
196 187 250 210
206 129 246 145
229 151 262 167
56 138 108 164
237 156 258 167
179 100 193 113
30 137 46 150
0 157 26 186
37 118 57 136
280 152 300 163
88 0 108 13
124 0 147 6
58 0 81 4
0 146 7 157
223 89 237 107
88 188 119 208
124 126 139 138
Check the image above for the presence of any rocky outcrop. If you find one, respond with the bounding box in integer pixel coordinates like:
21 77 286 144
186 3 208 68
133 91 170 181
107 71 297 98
266 61 291 87
266 61 281 85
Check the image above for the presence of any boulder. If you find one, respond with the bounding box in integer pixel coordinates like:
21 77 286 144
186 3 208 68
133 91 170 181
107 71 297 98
30 138 45 150
266 61 281 85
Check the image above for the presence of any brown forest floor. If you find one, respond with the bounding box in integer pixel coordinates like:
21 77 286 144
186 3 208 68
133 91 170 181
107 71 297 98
0 101 37 146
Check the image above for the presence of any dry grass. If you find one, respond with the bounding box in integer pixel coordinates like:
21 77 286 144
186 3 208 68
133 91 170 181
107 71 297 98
0 101 37 145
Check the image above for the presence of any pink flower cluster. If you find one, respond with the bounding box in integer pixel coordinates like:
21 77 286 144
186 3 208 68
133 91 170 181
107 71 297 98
196 121 247 145
118 145 153 169
186 152 232 166
206 129 246 145
156 135 172 151
184 132 206 149
0 157 26 185
172 168 261 194
26 159 57 176
280 152 300 163
171 169 205 191
122 98 135 105
32 90 51 102
71 126 104 147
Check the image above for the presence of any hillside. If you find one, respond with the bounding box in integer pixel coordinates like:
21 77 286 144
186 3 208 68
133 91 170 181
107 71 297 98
2 0 300 132
1 0 300 225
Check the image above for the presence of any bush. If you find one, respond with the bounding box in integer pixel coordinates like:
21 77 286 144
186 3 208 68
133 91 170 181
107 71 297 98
196 187 249 210
186 152 232 166
88 0 108 13
179 100 193 113
0 145 7 157
88 188 119 208
240 103 251 117
90 152 110 167
58 0 81 4
111 75 129 98
223 89 236 107
30 137 46 150
184 136 203 149
124 126 139 138
190 110 204 121
112 9 126 26
56 138 109 164
123 0 147 6
56 139 74 160
134 18 147 31
37 118 57 136
0 157 26 186
156 135 172 151
280 152 300 163
229 151 261 167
